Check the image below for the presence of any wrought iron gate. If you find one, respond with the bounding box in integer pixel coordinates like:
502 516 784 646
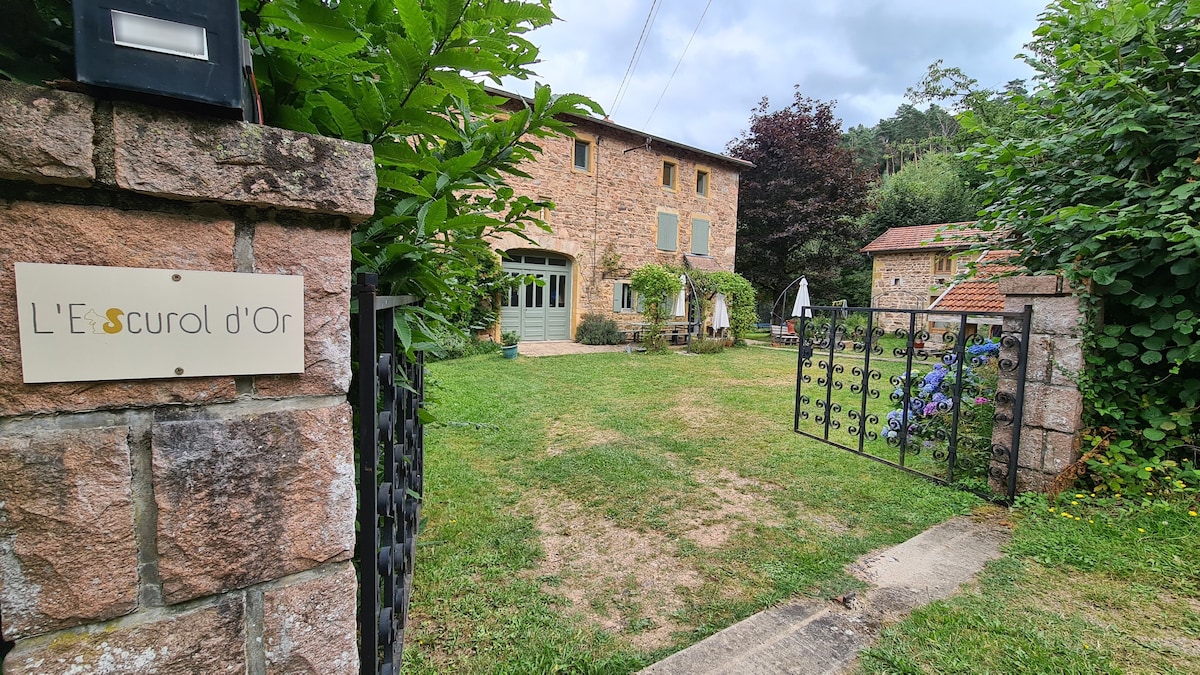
793 305 1031 501
354 274 424 675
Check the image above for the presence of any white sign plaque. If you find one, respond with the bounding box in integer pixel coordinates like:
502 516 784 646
15 263 305 383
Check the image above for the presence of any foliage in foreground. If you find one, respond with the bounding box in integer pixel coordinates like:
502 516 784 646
968 0 1200 468
245 0 600 352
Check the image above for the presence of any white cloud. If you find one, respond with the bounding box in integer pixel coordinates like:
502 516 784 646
503 0 1047 152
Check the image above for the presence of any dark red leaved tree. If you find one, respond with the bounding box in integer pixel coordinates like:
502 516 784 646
728 89 875 312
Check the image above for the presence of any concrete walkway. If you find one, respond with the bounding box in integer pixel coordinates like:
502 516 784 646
641 516 1010 675
516 340 630 357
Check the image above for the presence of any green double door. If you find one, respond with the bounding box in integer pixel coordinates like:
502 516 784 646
500 253 571 341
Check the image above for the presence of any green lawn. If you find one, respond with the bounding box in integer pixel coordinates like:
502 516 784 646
857 495 1200 674
403 346 979 673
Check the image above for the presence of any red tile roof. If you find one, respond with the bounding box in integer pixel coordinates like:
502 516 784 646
861 222 989 253
929 280 1006 312
928 250 1022 313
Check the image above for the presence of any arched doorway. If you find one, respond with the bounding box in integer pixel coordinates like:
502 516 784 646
500 252 572 341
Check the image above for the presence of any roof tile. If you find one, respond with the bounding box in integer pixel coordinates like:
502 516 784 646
861 222 988 253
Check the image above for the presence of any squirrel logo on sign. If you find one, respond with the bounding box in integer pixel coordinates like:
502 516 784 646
83 308 125 334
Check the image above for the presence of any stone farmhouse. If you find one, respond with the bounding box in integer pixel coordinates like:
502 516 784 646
861 222 1009 334
488 88 752 342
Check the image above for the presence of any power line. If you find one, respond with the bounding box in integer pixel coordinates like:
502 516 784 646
610 0 662 117
644 0 714 129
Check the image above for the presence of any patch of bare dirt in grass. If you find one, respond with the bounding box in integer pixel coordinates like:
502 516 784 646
675 468 783 548
545 417 624 457
673 389 773 434
524 495 703 650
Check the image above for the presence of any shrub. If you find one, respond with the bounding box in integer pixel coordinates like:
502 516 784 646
688 336 725 354
501 331 520 347
426 328 501 362
576 313 621 345
631 264 682 353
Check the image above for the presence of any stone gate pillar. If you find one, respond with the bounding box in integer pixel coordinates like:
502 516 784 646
991 275 1087 493
0 81 374 673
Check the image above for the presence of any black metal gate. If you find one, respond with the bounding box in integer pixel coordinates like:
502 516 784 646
793 305 1031 501
353 273 424 675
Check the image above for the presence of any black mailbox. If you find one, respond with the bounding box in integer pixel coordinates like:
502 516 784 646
74 1 255 119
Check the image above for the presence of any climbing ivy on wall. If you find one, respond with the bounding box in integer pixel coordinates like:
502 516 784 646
970 0 1200 457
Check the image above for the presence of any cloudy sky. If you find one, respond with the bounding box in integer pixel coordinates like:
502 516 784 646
501 0 1048 155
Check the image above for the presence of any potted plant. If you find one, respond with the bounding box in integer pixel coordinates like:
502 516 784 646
501 331 520 359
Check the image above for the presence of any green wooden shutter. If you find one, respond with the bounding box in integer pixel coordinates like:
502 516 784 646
636 292 645 313
613 281 622 312
691 217 710 255
656 212 678 251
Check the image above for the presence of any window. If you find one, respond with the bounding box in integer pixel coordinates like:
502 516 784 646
573 138 592 172
613 281 635 313
933 253 954 274
695 169 710 197
656 210 678 251
691 217 710 255
661 160 677 190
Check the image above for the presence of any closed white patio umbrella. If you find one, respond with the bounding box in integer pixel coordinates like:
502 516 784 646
790 276 812 319
672 275 688 316
712 293 730 332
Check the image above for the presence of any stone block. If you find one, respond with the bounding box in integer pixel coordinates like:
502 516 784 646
4 597 245 674
253 223 352 397
999 275 1061 296
0 427 137 640
1049 338 1085 388
1011 427 1045 471
0 81 95 187
1013 467 1054 494
1024 383 1084 435
0 201 239 416
1005 295 1083 337
110 103 375 220
263 564 358 674
1023 336 1056 384
1043 431 1081 474
153 404 355 603
1023 336 1085 386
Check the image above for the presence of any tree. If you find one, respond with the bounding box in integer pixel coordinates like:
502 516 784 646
727 89 874 310
970 0 1200 458
868 151 982 233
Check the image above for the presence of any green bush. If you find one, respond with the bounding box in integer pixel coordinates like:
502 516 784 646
688 335 725 354
631 264 682 353
575 313 622 345
426 328 501 362
970 0 1200 469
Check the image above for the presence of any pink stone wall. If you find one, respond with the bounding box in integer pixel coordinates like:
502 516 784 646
990 275 1087 493
491 111 744 332
0 81 369 673
869 250 971 332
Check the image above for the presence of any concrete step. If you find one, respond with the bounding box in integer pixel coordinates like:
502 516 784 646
640 516 1009 675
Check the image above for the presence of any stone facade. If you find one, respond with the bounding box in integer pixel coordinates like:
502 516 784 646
0 81 369 673
491 95 748 338
990 275 1087 493
868 250 970 332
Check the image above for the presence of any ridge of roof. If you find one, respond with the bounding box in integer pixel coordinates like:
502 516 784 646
484 86 754 170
